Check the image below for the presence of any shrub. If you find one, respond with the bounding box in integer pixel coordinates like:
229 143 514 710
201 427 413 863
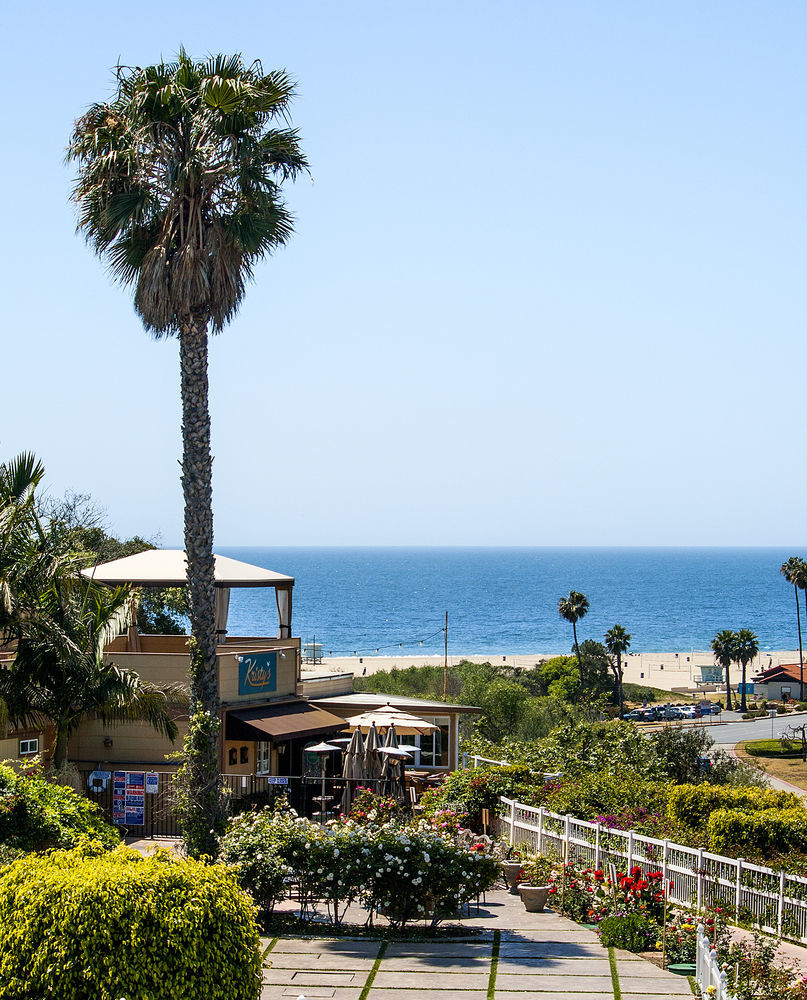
0 761 118 853
0 843 263 1000
219 810 290 913
708 808 807 856
597 912 658 951
543 772 668 820
666 783 803 830
348 786 404 825
421 764 536 828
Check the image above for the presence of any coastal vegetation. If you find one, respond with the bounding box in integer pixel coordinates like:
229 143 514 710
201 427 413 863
781 556 807 701
68 51 308 857
0 455 180 768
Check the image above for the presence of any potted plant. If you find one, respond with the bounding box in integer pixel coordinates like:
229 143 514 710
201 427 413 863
500 856 523 895
517 854 556 913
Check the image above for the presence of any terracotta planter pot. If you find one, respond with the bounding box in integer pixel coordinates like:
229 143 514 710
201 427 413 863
518 884 550 913
500 860 523 895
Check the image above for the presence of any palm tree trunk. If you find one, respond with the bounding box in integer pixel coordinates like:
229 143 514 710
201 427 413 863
616 653 624 718
800 586 806 702
572 622 583 689
740 660 748 713
178 312 224 846
725 661 733 711
52 721 69 770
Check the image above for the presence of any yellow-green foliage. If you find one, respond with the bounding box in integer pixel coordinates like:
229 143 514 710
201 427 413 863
666 783 803 830
0 843 263 1000
708 808 807 855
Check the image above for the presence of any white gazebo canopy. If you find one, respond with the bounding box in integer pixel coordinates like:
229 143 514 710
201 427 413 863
82 549 294 638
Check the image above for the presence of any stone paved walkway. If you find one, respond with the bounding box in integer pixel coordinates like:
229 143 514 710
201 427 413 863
260 890 693 999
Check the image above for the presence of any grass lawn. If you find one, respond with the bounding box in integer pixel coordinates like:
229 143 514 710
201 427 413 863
735 741 807 792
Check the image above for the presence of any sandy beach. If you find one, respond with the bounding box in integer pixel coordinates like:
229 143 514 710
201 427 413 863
307 649 802 693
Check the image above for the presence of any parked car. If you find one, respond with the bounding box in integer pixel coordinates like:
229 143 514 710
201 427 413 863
625 708 657 722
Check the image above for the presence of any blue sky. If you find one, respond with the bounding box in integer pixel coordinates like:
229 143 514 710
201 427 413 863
2 1 805 546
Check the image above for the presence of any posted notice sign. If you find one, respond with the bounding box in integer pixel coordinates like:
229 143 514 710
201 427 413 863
112 771 145 826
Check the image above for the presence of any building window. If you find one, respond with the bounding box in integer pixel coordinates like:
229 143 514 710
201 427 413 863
240 746 249 764
256 741 271 775
19 738 39 756
417 717 450 767
228 748 238 766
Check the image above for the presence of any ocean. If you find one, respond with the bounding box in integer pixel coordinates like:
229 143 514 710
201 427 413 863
217 547 805 657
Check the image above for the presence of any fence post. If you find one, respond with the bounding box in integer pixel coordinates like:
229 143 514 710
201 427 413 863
778 870 786 937
538 807 544 854
627 830 634 872
595 822 601 869
508 799 516 847
662 840 669 900
696 848 704 913
564 814 571 861
462 752 467 769
735 858 744 921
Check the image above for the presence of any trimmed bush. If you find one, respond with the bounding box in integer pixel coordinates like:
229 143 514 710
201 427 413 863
667 783 803 830
0 843 263 1000
0 761 118 853
421 764 536 827
708 808 807 855
597 912 658 951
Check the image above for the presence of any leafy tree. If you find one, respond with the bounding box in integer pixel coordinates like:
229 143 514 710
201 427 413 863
2 576 179 768
557 590 589 688
604 624 631 718
780 557 806 701
69 52 307 856
711 629 738 711
734 628 760 713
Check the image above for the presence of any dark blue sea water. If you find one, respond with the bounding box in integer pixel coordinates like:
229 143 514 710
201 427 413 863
218 548 804 656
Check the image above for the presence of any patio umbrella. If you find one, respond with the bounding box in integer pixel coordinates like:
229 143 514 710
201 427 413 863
343 703 438 736
340 727 364 815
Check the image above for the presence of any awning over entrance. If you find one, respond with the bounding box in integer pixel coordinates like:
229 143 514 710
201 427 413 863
226 701 346 743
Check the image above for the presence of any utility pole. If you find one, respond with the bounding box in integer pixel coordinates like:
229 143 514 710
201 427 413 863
443 611 448 701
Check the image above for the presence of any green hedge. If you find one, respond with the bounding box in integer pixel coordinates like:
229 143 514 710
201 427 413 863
708 808 807 855
743 740 805 759
0 844 263 1000
0 762 118 854
666 783 803 830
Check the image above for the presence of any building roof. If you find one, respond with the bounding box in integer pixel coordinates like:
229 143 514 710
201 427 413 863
753 663 803 683
311 692 482 715
82 549 294 589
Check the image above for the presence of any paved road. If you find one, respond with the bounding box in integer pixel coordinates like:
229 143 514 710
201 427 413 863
647 711 807 744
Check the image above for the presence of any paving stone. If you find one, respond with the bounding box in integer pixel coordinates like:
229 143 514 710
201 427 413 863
268 954 376 971
496 973 614 992
496 993 614 1000
369 992 487 1000
497 957 613 975
262 970 360 987
372 970 490 990
498 941 606 959
260 987 363 1000
619 975 692 994
268 939 381 955
384 940 492 958
381 956 491 972
622 995 683 1000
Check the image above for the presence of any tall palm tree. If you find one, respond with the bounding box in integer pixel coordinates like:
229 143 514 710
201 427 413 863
557 591 590 689
68 52 307 854
1 577 179 769
781 557 806 701
604 624 631 718
734 628 759 714
711 629 737 711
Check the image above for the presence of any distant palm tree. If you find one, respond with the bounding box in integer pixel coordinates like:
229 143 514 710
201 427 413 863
781 557 806 701
711 629 737 711
734 628 759 714
604 624 631 718
558 591 590 689
68 52 308 854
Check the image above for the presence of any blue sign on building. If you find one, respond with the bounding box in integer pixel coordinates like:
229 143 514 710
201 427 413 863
237 651 278 696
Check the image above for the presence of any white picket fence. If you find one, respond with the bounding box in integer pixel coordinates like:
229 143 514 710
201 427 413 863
696 923 736 1000
496 796 807 943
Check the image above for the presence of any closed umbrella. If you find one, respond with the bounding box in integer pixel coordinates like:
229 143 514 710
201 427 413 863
380 723 398 793
340 728 364 815
363 723 381 790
